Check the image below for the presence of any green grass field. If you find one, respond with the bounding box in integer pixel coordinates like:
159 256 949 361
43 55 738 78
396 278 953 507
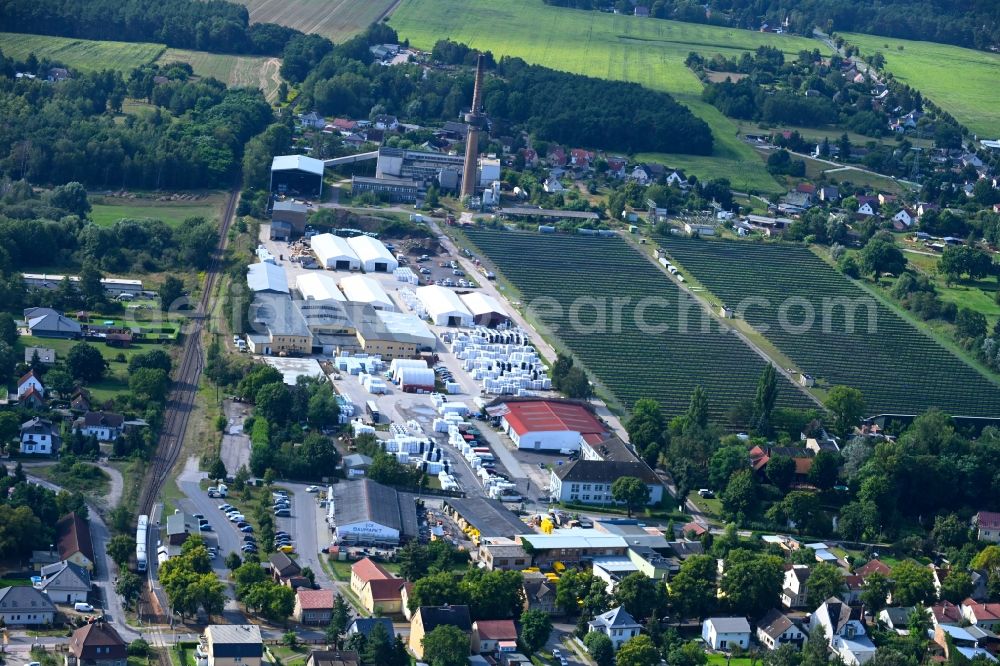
156 49 283 101
389 0 830 193
90 194 225 228
234 0 396 42
843 33 1000 139
0 32 165 72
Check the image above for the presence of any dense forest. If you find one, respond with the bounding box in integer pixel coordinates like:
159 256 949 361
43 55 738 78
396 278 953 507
294 31 713 155
544 0 1000 52
0 0 301 55
0 53 273 190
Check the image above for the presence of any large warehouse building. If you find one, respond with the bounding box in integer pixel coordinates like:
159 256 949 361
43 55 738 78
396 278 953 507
311 234 360 271
339 275 396 311
347 235 398 273
331 479 419 547
493 399 609 451
270 155 325 198
247 262 289 294
354 307 437 358
296 273 347 302
416 285 473 326
459 292 510 327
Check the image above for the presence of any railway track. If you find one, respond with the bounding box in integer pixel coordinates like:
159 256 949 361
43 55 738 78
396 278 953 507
137 186 240 519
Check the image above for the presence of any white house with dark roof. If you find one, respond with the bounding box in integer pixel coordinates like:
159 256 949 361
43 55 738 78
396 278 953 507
73 411 125 441
781 565 812 608
810 597 876 666
588 607 641 649
20 417 60 455
23 307 82 338
549 459 663 505
36 560 91 604
757 609 804 650
702 617 751 651
0 585 57 625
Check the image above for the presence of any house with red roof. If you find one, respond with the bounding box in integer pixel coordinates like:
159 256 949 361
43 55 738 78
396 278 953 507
547 146 567 167
570 149 595 168
471 619 518 653
56 512 94 571
974 511 1000 542
930 601 963 627
294 589 335 625
855 560 892 579
495 399 608 452
349 557 410 615
17 370 45 398
961 600 1000 631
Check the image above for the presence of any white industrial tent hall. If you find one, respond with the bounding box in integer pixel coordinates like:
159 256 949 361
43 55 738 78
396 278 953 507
310 233 360 270
296 273 346 301
346 235 398 273
339 274 397 311
416 285 473 326
459 292 510 327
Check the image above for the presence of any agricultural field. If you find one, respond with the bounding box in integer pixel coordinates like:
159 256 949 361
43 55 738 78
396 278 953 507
233 0 396 42
463 229 815 420
156 49 283 101
389 0 830 194
89 193 226 229
843 33 1000 139
0 32 164 72
659 237 1000 417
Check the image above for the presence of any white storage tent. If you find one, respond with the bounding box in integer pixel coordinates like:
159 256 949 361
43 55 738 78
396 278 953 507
296 273 346 301
416 285 473 327
310 233 360 270
347 235 398 273
459 292 510 327
339 274 396 311
399 367 436 392
390 358 429 382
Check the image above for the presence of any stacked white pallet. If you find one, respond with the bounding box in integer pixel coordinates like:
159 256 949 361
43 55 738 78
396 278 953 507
389 423 409 437
394 451 411 464
398 288 426 317
394 267 419 285
350 420 375 436
361 374 387 394
445 382 462 394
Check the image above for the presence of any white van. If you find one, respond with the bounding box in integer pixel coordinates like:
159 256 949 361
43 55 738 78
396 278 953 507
74 602 94 612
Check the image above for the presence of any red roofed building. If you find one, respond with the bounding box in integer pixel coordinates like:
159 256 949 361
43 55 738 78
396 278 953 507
56 512 94 571
349 557 409 615
931 601 963 627
961 600 1000 631
294 589 335 625
855 559 891 579
497 399 608 451
570 149 594 168
974 511 1000 542
471 619 518 653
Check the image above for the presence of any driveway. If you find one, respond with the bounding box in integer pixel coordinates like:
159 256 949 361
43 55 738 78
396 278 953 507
220 399 252 477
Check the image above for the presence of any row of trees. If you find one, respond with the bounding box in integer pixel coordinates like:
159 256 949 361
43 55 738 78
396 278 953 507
0 463 90 559
0 0 301 55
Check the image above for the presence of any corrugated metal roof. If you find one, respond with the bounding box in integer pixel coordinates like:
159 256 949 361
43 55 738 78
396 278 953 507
502 400 606 437
333 479 402 532
297 273 347 302
339 275 394 310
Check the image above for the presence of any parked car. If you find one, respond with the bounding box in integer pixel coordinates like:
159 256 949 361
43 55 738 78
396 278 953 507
275 509 291 517
240 525 254 533
277 545 295 554
200 523 212 531
305 485 319 493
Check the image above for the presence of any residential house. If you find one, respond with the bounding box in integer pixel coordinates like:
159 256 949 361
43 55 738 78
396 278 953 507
71 389 92 412
67 620 128 666
548 459 663 505
19 386 45 409
588 607 641 650
857 202 877 217
0 585 57 625
702 617 751 651
842 575 864 606
757 609 804 650
294 589 334 625
974 511 1000 542
961 600 1000 631
20 417 60 455
522 572 558 615
892 209 915 228
373 115 399 132
305 651 360 666
73 411 125 442
299 112 325 129
471 620 518 654
930 601 964 627
24 307 82 338
855 560 891 579
409 605 473 660
347 617 395 640
810 597 877 666
17 370 45 398
819 186 840 202
332 119 359 134
547 146 567 167
933 624 998 662
570 149 594 168
24 347 56 365
606 158 627 178
204 625 263 666
917 202 939 218
781 565 812 608
37 560 91 604
543 176 565 193
878 193 898 206
878 607 919 634
269 552 302 585
350 557 409 615
666 171 688 188
681 522 708 539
